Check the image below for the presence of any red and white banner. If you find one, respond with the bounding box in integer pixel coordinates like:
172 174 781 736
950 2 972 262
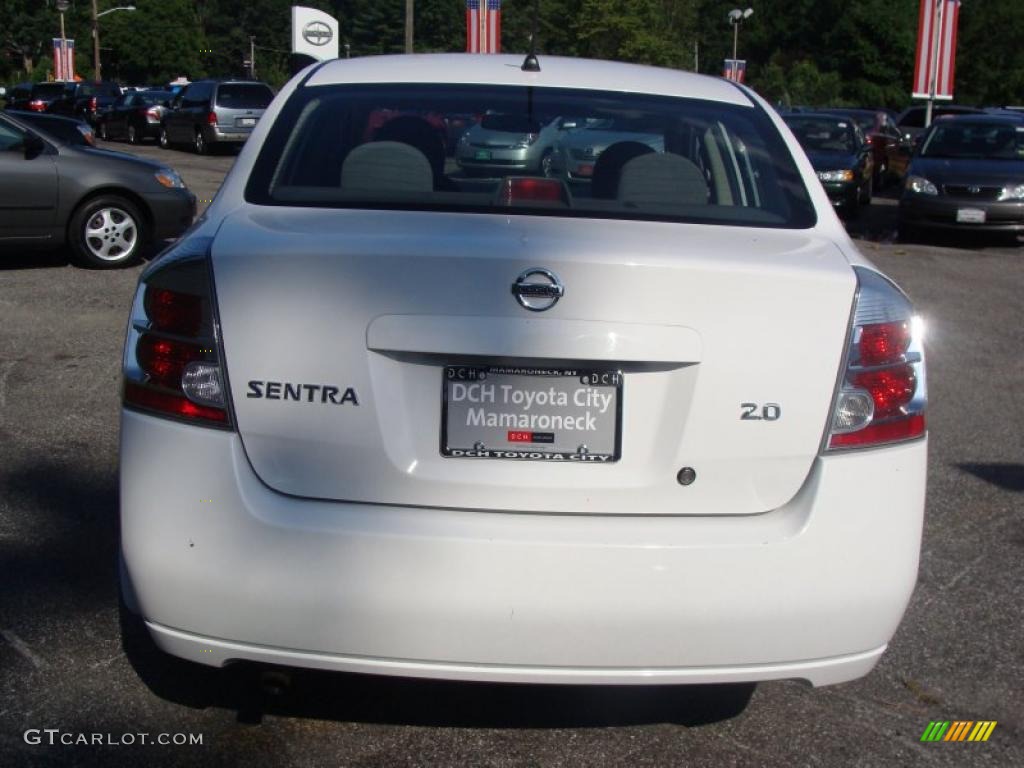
913 0 961 100
723 59 746 84
52 38 75 82
466 0 501 54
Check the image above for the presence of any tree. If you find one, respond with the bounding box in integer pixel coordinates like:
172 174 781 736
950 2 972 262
956 1 1024 106
1 0 53 79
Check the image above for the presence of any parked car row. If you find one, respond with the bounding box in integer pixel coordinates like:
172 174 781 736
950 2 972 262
4 79 275 155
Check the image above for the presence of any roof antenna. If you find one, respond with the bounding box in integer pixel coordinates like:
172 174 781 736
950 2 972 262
521 0 541 72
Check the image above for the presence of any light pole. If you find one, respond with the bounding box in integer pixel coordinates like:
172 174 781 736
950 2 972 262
56 0 70 80
727 7 754 80
92 2 136 82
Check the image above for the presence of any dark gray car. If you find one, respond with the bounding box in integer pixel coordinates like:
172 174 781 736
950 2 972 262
0 111 195 268
160 80 274 154
898 115 1024 239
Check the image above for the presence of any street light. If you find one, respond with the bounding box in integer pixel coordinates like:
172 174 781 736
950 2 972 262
728 8 754 62
92 2 136 82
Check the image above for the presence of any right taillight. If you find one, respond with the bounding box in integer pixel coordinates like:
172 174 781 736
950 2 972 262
825 267 926 450
122 236 233 428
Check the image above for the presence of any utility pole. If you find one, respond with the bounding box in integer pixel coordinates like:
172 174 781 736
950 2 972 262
92 0 101 81
405 0 414 54
924 0 943 129
250 36 256 79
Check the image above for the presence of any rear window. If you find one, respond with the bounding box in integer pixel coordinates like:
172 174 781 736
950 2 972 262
246 83 816 228
138 91 171 106
216 84 273 109
32 83 67 99
786 116 858 153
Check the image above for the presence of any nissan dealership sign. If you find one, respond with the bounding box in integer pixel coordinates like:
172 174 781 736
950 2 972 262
291 6 339 61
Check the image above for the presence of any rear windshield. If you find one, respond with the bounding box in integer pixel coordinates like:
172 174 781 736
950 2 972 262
138 91 171 106
786 116 857 153
920 122 1024 160
246 84 816 228
32 83 67 99
216 83 273 109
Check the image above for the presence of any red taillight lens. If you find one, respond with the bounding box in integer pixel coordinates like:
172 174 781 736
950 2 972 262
146 107 160 119
89 96 97 111
858 320 911 367
136 334 204 388
826 269 926 451
851 366 916 420
207 111 218 125
124 382 228 424
496 177 568 205
144 286 203 336
28 99 46 111
123 238 231 429
829 414 925 448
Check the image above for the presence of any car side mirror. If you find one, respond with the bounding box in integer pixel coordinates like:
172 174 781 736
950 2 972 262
23 133 46 158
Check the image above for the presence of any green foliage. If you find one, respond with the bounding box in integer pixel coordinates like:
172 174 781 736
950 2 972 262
0 0 1020 110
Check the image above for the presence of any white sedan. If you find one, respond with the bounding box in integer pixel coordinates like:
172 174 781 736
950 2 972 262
119 54 927 690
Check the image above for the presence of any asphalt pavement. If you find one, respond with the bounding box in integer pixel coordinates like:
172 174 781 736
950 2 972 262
0 140 1021 767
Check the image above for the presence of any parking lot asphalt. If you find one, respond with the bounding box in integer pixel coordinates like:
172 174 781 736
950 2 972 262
0 140 1021 767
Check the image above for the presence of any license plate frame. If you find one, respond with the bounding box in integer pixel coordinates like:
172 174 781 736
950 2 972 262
237 117 257 127
956 207 986 224
441 366 622 462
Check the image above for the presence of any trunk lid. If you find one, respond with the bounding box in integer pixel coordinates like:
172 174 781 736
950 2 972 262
212 208 855 515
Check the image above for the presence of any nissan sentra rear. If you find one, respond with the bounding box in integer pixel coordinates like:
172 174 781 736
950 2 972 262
119 55 927 690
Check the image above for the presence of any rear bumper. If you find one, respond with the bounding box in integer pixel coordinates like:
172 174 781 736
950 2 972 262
900 196 1024 231
204 125 254 144
120 410 927 687
820 180 859 209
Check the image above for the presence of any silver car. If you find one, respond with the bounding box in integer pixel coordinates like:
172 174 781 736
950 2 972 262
455 113 568 176
551 117 665 185
160 80 275 154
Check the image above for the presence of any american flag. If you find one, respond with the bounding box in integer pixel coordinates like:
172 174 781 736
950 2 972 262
913 0 961 100
52 38 75 82
467 0 501 54
723 59 746 84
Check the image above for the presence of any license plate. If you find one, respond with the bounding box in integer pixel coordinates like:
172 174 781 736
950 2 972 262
474 149 492 161
442 366 622 462
956 208 986 223
237 117 257 127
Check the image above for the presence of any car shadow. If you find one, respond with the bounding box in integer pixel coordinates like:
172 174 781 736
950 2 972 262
0 242 165 271
123 632 757 729
957 462 1024 492
0 246 72 270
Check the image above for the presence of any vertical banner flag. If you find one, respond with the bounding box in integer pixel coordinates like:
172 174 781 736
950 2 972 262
723 59 746 83
52 38 75 81
913 0 961 100
467 0 502 54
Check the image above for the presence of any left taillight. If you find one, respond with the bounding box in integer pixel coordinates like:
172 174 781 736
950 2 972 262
28 99 46 111
88 96 98 111
825 267 927 451
122 236 233 428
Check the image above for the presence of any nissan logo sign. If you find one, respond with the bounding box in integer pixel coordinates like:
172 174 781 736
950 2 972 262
302 21 333 46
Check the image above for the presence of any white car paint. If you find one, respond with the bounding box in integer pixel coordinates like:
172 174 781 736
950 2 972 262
120 55 927 688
